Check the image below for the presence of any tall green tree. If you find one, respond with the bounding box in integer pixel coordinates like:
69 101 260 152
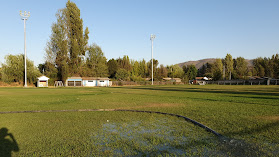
107 59 118 78
86 44 108 77
224 53 233 80
117 55 132 72
234 57 248 79
138 59 148 78
182 65 197 80
158 64 168 79
1 54 40 84
115 68 129 81
271 54 279 78
147 59 159 78
253 57 265 77
45 0 89 82
212 58 223 80
66 1 89 74
168 65 184 78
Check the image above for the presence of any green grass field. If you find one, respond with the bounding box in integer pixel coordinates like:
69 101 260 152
0 85 279 156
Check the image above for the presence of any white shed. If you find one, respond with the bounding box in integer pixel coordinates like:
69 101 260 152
37 76 50 87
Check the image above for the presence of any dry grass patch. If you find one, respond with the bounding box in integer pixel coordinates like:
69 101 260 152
119 103 183 110
256 116 279 121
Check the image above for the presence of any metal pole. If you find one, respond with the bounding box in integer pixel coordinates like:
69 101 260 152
151 38 153 85
20 11 30 87
24 19 27 87
150 34 156 85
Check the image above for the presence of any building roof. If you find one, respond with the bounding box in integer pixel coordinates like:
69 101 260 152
195 77 208 80
67 77 82 79
37 76 49 80
82 77 110 80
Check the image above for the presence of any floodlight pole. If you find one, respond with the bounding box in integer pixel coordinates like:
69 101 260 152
20 11 30 87
150 34 156 85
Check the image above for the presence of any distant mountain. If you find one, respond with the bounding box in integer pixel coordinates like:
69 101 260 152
177 58 216 69
177 58 253 69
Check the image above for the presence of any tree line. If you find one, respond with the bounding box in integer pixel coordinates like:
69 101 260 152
196 54 279 80
0 1 279 85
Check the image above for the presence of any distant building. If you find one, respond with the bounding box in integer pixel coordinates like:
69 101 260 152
66 77 111 87
163 78 182 83
193 77 209 85
37 76 50 87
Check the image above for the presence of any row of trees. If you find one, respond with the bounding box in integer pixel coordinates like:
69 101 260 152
37 0 198 84
196 54 279 80
1 1 279 85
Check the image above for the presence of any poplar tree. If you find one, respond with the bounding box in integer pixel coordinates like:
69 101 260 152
66 1 89 74
224 54 233 80
45 0 89 82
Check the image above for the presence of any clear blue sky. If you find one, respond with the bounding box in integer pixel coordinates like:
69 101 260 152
1 0 279 66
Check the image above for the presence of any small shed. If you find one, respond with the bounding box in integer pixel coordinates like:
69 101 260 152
37 76 50 87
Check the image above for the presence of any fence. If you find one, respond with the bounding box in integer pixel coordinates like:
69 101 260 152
206 79 279 85
111 81 184 86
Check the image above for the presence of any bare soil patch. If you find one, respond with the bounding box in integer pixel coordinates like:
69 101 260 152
256 116 279 121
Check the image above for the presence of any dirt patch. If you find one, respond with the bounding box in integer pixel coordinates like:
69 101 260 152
119 103 183 110
256 116 279 121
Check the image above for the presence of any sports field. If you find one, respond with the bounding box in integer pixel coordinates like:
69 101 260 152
0 85 278 156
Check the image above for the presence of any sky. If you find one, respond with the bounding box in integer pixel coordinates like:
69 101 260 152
0 0 279 66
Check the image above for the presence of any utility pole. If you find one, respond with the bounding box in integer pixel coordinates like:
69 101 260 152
20 11 30 87
150 34 156 85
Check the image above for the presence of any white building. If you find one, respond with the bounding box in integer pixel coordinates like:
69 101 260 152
66 77 111 87
37 76 50 87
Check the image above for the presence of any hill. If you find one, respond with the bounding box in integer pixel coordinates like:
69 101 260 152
177 58 216 69
177 58 253 69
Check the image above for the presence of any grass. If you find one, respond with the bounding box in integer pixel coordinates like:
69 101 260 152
0 85 279 156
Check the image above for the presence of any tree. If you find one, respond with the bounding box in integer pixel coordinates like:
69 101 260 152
107 59 118 78
168 65 184 78
117 55 132 72
271 54 279 78
212 58 223 80
253 57 265 77
45 0 89 82
1 54 40 84
224 54 233 80
66 0 89 75
86 44 108 77
158 64 168 79
234 57 248 79
115 68 129 81
182 65 197 80
138 59 148 78
0 67 2 81
147 59 159 78
197 64 206 77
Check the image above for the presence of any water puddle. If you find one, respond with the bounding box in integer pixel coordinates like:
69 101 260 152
88 117 276 156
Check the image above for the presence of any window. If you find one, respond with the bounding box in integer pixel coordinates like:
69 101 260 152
100 81 104 82
88 80 93 82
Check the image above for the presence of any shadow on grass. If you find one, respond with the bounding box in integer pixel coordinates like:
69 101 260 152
126 86 279 97
0 128 19 157
225 121 279 137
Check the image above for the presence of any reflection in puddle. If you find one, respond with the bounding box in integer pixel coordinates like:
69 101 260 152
89 117 273 156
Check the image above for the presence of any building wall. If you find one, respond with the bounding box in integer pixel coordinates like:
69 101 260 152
83 80 97 87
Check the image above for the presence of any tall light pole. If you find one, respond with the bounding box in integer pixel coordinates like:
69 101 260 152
150 34 156 85
20 11 30 87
